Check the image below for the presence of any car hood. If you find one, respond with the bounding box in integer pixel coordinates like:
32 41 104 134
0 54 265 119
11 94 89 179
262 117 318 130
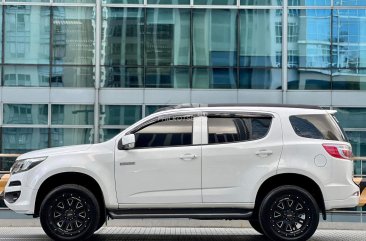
17 144 93 160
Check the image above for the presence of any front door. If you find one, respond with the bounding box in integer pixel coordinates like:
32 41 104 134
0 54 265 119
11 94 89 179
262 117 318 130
115 114 202 204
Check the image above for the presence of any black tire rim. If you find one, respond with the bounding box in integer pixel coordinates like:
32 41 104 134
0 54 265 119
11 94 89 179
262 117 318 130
47 192 92 237
269 194 313 238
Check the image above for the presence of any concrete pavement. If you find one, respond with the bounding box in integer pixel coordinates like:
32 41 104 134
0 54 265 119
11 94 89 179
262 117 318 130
0 226 366 241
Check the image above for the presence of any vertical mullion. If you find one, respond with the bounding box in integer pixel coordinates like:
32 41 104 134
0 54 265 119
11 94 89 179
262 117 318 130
1 6 5 86
236 9 240 92
190 8 193 91
94 0 102 143
330 8 334 106
49 6 53 88
282 0 288 104
143 7 147 90
48 103 51 148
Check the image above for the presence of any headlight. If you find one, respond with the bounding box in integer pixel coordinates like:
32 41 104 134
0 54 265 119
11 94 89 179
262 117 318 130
10 157 47 174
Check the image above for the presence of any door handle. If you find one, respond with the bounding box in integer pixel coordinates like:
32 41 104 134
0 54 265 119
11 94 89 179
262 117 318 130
255 150 273 157
179 153 197 161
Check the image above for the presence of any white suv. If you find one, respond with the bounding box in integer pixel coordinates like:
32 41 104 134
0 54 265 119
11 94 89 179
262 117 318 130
4 104 360 241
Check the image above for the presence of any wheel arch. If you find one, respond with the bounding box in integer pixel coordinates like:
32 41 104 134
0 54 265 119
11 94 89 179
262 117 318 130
254 173 326 220
34 172 106 224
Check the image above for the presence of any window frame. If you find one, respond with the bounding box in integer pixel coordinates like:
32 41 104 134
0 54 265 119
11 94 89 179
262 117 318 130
202 111 273 146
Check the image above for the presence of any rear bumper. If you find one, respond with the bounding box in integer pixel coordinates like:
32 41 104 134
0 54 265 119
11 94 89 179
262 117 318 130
325 196 360 210
324 180 360 210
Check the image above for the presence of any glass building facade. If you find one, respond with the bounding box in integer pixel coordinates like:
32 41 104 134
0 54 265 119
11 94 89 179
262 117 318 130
0 0 365 220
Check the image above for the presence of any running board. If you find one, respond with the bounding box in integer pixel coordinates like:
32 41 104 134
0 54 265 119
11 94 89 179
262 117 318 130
108 208 253 220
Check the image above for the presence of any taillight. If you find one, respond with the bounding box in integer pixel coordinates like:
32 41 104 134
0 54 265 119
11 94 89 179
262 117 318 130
322 144 352 160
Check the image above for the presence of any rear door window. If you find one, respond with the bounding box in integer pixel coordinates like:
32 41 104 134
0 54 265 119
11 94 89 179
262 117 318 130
289 114 346 141
207 116 272 144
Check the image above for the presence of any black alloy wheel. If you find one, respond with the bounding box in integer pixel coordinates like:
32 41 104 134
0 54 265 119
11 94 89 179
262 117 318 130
40 184 100 241
259 185 319 241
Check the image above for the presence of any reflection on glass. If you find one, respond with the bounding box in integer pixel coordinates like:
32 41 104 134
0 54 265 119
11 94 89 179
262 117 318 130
148 0 190 4
102 8 144 66
51 128 93 147
6 0 49 2
240 10 282 67
288 0 330 5
100 105 142 125
346 131 366 157
354 160 362 175
334 0 366 6
287 9 331 68
51 105 94 125
146 8 190 66
51 66 95 87
2 128 49 154
0 7 2 62
102 0 142 3
3 65 49 87
332 10 366 68
193 9 237 66
54 0 95 3
53 7 95 65
101 67 143 87
145 105 170 116
146 68 189 88
332 69 366 90
195 0 236 5
335 108 366 128
5 5 50 64
0 157 17 173
99 129 123 142
241 0 282 5
3 104 48 124
239 69 282 89
288 69 331 90
192 68 237 89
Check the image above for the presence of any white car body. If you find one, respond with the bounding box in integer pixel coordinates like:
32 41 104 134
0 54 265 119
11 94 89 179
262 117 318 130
5 105 359 214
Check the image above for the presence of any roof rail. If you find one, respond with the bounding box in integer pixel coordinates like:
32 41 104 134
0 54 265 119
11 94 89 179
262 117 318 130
155 103 322 113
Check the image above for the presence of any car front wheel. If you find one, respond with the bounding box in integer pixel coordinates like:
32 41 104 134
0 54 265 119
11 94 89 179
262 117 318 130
258 185 319 241
40 184 100 241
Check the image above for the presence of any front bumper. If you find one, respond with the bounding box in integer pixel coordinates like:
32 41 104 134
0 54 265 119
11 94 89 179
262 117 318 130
3 174 37 215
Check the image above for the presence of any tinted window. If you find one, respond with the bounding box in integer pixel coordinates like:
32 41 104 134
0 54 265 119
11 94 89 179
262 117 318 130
289 114 346 141
134 118 193 148
208 117 272 144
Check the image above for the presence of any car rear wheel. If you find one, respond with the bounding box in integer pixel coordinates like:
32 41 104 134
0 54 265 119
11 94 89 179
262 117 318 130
258 185 319 241
40 184 100 241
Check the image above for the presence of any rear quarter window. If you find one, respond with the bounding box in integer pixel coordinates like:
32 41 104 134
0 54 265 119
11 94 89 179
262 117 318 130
289 114 346 141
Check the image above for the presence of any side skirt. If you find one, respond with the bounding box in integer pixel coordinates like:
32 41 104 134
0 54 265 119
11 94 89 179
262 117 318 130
108 208 253 220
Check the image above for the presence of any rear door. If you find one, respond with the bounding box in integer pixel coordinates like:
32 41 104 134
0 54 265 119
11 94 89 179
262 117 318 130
201 112 283 203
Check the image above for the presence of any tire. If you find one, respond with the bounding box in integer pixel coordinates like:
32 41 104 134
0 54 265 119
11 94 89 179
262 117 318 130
258 185 319 241
40 184 100 241
249 218 264 234
96 214 106 232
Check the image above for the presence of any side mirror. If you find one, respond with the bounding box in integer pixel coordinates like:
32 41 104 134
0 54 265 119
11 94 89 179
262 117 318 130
118 134 136 150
